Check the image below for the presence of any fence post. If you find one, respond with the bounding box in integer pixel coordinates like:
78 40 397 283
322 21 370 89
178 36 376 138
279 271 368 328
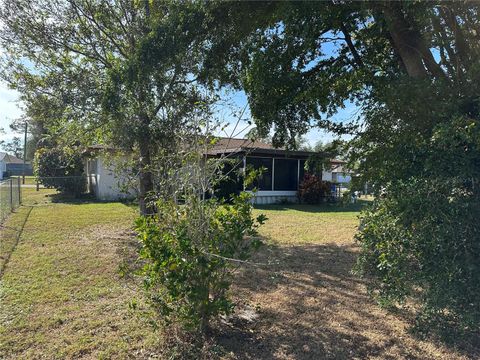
18 176 21 204
10 178 13 211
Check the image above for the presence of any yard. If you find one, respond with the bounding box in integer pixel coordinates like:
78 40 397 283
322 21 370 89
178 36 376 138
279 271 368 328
0 189 477 359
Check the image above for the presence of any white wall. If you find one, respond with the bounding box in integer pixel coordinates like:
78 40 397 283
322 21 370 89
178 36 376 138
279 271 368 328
88 155 136 201
247 190 298 205
322 171 333 182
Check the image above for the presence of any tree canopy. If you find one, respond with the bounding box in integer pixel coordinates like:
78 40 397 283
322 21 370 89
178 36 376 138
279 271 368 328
0 0 213 213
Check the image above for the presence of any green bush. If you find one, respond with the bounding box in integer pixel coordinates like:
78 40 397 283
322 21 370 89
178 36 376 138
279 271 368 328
298 174 332 204
135 192 266 334
355 117 480 336
34 147 86 196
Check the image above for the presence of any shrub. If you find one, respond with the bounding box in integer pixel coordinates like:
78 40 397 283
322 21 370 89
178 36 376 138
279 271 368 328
355 116 480 337
298 174 332 204
34 147 86 196
135 192 266 334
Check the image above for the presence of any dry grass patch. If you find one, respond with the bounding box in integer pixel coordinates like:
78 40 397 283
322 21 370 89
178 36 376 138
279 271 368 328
2 193 479 359
211 203 479 360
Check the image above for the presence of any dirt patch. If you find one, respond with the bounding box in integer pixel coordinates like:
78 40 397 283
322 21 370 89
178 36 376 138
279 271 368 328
212 243 479 360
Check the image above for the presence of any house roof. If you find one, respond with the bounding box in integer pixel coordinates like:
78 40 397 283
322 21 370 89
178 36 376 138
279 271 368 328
331 164 351 174
0 152 25 164
207 137 345 163
86 137 346 164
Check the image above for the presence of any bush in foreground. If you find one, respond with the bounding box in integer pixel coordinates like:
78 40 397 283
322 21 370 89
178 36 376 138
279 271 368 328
136 192 266 334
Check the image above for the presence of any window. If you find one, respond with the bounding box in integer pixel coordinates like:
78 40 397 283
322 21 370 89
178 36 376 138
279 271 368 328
246 157 272 190
274 159 299 191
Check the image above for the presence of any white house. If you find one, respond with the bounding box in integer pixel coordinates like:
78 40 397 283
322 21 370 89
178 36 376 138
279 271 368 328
0 152 30 180
84 138 352 204
84 146 136 201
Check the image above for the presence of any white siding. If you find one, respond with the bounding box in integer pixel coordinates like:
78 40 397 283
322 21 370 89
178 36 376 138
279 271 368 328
88 155 136 201
247 190 298 205
322 171 333 182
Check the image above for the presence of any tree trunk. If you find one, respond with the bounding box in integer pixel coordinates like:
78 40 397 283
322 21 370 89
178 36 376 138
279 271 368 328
381 2 445 80
138 114 154 216
381 3 427 78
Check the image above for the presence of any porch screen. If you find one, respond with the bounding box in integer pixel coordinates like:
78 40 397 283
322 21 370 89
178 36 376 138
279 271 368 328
246 157 272 191
274 159 299 191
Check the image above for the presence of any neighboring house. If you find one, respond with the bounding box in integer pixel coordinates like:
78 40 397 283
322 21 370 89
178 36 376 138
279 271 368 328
331 164 352 185
84 138 351 204
0 152 33 179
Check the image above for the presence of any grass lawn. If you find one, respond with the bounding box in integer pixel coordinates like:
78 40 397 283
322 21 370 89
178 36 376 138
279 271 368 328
0 190 478 359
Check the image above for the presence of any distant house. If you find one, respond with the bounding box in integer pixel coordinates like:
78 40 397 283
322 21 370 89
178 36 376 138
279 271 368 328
84 138 351 204
0 152 32 180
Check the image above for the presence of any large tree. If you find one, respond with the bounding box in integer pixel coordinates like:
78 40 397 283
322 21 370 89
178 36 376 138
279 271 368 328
180 1 480 334
0 0 209 214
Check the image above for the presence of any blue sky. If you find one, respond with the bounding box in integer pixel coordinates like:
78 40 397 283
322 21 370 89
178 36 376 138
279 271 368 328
216 89 358 146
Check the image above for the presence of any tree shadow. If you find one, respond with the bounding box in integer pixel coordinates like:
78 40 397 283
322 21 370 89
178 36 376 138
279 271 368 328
212 242 480 359
48 191 137 207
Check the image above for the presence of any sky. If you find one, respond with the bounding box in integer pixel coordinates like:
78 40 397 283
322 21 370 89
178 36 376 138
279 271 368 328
212 89 358 147
0 81 21 142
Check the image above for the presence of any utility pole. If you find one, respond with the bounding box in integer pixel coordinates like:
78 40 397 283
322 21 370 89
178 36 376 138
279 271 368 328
22 121 27 185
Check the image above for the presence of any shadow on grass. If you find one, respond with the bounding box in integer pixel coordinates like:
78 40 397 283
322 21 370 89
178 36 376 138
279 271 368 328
212 242 480 359
254 199 372 213
48 192 138 208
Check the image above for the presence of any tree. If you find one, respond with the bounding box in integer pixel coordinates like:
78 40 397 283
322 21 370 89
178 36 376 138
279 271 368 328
0 0 211 214
182 1 480 334
1 137 22 158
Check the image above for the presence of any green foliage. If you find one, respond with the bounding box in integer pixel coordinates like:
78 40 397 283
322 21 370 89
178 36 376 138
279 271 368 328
298 174 332 204
195 1 480 338
135 192 266 333
1 137 23 159
355 115 480 334
34 147 86 196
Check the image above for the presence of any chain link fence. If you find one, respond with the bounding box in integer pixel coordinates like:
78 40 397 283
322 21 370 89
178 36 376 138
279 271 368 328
0 177 22 223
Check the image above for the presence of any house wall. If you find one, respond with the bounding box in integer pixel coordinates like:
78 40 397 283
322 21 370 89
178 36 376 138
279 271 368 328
322 171 333 182
87 155 136 201
248 190 298 205
334 174 351 184
0 161 4 179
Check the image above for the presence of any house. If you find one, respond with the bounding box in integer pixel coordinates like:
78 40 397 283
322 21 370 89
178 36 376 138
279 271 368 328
207 137 348 204
0 152 32 180
84 138 351 204
331 164 352 184
83 146 136 201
